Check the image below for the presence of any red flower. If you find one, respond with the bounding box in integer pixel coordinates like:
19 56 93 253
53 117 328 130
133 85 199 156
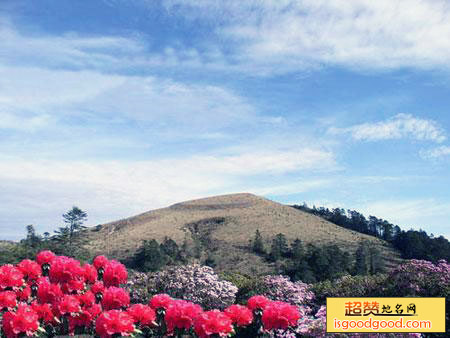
127 304 156 327
69 304 102 332
91 281 105 295
0 265 24 290
93 255 109 270
37 280 62 304
0 291 17 310
17 260 42 282
102 260 128 287
49 256 83 284
2 305 39 338
165 299 203 334
16 285 31 302
261 301 300 331
78 290 96 308
194 310 233 338
247 295 271 311
149 293 173 310
101 287 130 310
31 302 55 324
83 264 98 284
61 279 85 294
95 310 135 338
36 251 56 266
58 295 82 315
224 304 253 327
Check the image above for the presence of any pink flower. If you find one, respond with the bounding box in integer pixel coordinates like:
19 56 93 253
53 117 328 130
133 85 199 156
58 295 82 315
194 310 233 338
261 301 301 330
0 265 24 290
93 256 109 270
17 260 42 282
36 251 56 266
165 299 203 333
0 291 17 310
49 256 83 284
37 280 62 304
2 304 39 337
247 295 271 311
102 287 130 310
127 304 156 327
95 310 135 338
83 264 98 284
224 304 253 326
149 293 173 310
103 260 127 287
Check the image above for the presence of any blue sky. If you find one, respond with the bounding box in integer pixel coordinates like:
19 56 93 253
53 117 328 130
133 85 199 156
1 0 450 240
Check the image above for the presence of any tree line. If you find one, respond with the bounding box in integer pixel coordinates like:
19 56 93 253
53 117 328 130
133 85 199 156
251 230 383 283
292 204 450 262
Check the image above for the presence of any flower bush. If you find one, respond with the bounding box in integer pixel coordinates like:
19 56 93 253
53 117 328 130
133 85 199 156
385 259 450 297
0 252 304 337
124 270 150 304
1 252 439 337
147 264 238 310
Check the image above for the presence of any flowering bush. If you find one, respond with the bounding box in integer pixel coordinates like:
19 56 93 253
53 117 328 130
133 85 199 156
3 252 434 337
0 252 305 337
148 264 238 309
260 275 315 316
124 270 150 304
385 259 450 297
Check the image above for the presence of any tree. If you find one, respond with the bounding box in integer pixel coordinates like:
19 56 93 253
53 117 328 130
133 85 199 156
269 233 289 262
54 206 88 258
368 244 383 274
133 239 168 272
160 237 180 264
291 238 304 260
252 229 265 255
354 242 370 275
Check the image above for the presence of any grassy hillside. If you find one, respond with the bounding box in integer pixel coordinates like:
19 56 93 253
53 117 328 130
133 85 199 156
86 193 401 275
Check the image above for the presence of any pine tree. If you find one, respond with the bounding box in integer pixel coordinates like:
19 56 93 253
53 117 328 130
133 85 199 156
269 233 289 261
54 206 88 258
291 238 304 260
252 229 265 255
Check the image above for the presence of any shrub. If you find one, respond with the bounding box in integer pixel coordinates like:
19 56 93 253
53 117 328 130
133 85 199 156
220 272 269 304
261 275 315 315
124 270 151 304
147 264 238 310
384 259 450 297
312 273 387 305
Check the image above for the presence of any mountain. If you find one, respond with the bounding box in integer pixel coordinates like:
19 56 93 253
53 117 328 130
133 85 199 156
86 193 400 275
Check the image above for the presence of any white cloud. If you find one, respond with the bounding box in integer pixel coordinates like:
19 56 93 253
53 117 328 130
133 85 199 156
0 112 52 131
0 148 335 239
164 0 450 74
420 145 450 159
0 20 144 71
0 65 257 137
329 113 446 143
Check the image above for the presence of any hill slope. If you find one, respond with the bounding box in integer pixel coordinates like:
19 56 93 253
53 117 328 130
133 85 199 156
86 193 400 274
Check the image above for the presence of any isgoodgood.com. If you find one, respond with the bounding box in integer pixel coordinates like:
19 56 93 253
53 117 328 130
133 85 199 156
333 318 432 331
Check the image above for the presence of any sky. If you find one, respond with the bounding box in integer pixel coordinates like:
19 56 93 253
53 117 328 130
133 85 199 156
1 0 449 240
